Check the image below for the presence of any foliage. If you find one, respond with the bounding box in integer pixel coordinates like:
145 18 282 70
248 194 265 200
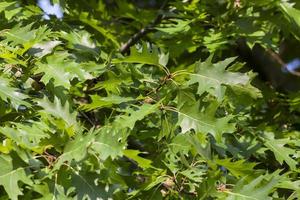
0 0 300 199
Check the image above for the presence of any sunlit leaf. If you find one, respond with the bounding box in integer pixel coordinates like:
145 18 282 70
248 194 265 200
264 138 297 171
0 76 30 109
177 91 235 143
187 56 251 101
0 155 33 200
35 52 93 88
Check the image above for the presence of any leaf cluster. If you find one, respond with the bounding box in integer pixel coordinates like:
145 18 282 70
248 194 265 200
0 0 300 199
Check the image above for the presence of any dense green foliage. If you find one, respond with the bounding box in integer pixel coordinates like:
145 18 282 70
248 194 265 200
0 0 300 199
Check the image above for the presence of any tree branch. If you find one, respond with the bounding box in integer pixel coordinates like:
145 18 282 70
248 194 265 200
119 1 169 54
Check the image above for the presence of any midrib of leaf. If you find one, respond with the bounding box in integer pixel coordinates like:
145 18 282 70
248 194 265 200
0 89 24 103
168 143 189 149
5 32 28 43
93 141 116 150
57 140 92 161
68 166 98 195
187 72 247 90
224 191 259 200
200 183 215 200
9 176 13 198
53 138 92 170
0 167 26 180
172 108 215 128
20 131 44 137
189 73 222 84
50 64 68 77
179 90 195 102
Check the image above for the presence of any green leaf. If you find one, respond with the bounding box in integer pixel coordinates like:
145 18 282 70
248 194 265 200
0 155 33 200
0 139 13 154
0 1 298 199
0 1 22 20
203 31 228 52
113 42 168 67
54 130 94 169
177 91 235 143
277 180 300 199
156 19 191 35
92 70 133 94
214 158 257 179
81 95 134 111
72 171 115 200
37 96 78 136
29 40 61 58
35 52 93 89
0 121 50 153
91 126 128 160
180 167 206 183
264 138 297 170
115 103 160 130
1 23 50 52
226 171 283 200
186 132 211 160
60 30 98 55
0 76 30 109
78 12 120 47
165 134 193 173
280 3 300 39
123 149 153 169
187 56 251 101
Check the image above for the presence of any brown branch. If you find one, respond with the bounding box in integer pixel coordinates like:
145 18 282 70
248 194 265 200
235 38 300 91
266 48 286 66
120 0 169 54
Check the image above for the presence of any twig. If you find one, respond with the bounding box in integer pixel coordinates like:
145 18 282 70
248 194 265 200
120 0 169 54
147 73 173 96
264 49 300 76
79 111 95 126
266 49 286 66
